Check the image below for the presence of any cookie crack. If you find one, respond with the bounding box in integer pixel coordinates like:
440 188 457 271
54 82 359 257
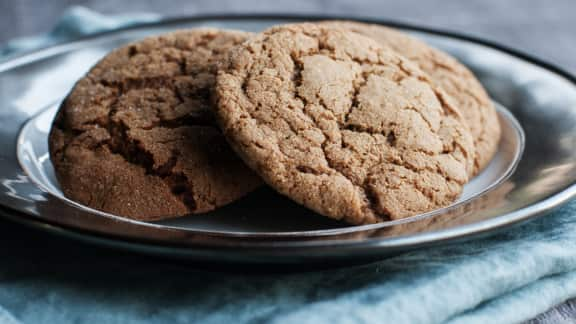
93 80 199 212
433 90 466 160
290 55 388 220
397 154 464 184
430 58 458 74
291 55 358 181
462 87 492 150
375 161 437 203
98 76 177 94
345 66 437 137
163 172 197 211
95 67 216 128
343 70 368 125
402 105 435 131
341 124 398 146
105 118 198 211
291 56 344 170
361 176 386 220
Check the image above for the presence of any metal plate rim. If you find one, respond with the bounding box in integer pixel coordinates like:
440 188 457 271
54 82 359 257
15 103 524 238
0 14 574 259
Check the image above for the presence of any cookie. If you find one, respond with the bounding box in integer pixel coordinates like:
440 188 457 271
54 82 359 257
215 24 475 225
49 29 262 221
322 21 500 174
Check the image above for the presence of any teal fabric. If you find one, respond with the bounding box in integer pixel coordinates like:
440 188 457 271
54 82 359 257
2 6 576 324
0 6 158 57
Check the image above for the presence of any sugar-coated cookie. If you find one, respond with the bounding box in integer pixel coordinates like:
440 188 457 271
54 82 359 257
49 29 262 221
215 24 475 224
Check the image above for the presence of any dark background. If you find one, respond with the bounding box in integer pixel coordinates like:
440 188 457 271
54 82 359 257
1 0 576 322
2 0 575 76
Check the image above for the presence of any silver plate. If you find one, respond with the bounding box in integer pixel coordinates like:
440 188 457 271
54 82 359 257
1 15 575 264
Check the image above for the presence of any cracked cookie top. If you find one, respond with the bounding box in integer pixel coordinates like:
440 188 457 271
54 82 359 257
322 21 501 174
49 29 262 221
216 24 475 225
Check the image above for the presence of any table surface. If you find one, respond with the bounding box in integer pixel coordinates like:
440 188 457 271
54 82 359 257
1 0 576 323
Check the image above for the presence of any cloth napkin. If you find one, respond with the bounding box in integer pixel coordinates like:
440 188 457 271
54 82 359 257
2 6 576 324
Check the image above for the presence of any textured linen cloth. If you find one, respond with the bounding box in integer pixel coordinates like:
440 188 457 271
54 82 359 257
1 6 576 324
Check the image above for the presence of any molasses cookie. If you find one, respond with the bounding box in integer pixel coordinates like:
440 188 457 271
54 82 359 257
323 21 500 174
215 24 475 225
49 29 262 221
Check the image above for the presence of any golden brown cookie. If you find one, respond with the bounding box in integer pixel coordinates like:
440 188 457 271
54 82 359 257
49 29 262 221
322 21 501 174
215 23 475 225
